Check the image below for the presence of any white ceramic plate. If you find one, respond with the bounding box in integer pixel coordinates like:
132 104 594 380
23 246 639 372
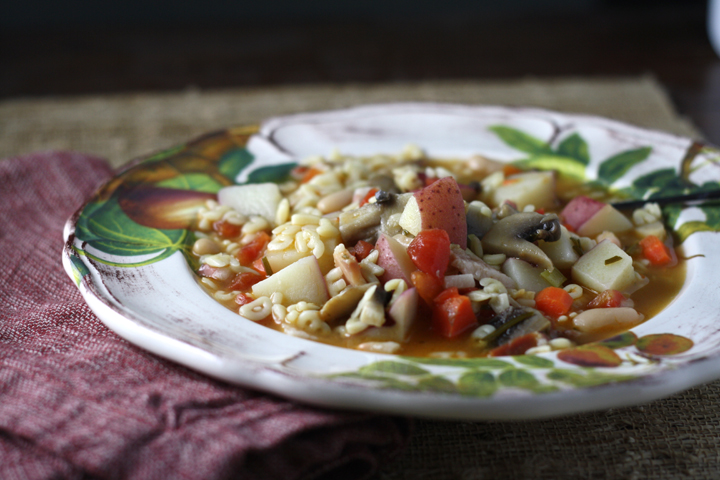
63 103 720 420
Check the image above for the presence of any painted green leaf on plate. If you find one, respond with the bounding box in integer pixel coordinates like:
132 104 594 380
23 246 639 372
498 368 540 389
556 133 590 165
156 173 225 193
514 355 555 369
596 147 652 187
75 197 190 264
547 369 636 388
247 163 297 184
218 148 254 181
489 125 553 156
457 370 498 397
358 361 429 377
407 357 512 369
417 375 458 394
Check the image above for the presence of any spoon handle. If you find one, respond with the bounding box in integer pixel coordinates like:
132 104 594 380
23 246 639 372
611 190 720 210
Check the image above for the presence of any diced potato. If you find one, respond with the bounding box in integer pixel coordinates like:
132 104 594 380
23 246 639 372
576 204 633 238
265 236 339 275
218 183 282 224
572 240 637 293
538 225 579 270
252 255 330 305
376 233 415 285
635 221 667 241
487 171 556 210
501 258 552 293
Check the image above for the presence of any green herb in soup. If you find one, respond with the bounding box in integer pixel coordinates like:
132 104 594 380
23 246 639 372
190 146 685 358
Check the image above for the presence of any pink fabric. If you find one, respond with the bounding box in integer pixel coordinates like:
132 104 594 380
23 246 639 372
0 152 411 480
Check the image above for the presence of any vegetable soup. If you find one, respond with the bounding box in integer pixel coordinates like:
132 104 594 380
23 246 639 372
190 146 685 358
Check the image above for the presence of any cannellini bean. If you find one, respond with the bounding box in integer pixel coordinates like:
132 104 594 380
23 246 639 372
192 238 221 256
317 189 353 213
596 231 622 248
572 307 643 333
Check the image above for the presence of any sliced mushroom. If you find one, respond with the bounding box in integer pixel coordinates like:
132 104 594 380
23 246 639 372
450 245 516 290
319 283 375 324
338 192 412 244
345 285 389 334
482 212 561 271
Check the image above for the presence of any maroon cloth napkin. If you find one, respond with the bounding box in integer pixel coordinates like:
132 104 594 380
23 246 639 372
0 152 411 480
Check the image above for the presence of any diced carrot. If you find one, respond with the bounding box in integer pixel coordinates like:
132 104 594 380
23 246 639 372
434 287 460 305
639 235 672 266
359 188 379 207
349 240 374 261
407 229 451 280
432 290 476 338
411 270 445 305
502 164 524 176
213 220 241 238
488 333 539 357
587 289 625 309
236 231 271 265
301 167 322 183
535 286 574 318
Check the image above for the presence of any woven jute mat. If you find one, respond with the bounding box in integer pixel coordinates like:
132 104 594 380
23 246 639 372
3 77 718 479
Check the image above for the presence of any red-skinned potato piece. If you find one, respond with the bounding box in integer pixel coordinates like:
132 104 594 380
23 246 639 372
561 195 605 231
399 176 467 248
376 233 416 285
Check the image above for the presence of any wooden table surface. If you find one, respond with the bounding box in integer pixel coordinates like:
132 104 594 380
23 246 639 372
3 3 719 144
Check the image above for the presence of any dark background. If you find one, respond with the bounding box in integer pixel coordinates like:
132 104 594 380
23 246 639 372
3 0 720 143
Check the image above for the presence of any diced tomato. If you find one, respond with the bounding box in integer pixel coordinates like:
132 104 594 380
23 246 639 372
536 208 545 215
501 178 520 186
502 164 524 177
587 289 625 309
235 293 254 306
228 271 265 291
349 240 374 261
252 257 267 275
411 270 445 305
213 220 241 238
236 231 271 265
407 229 451 279
639 235 672 266
535 286 574 318
488 333 539 357
432 289 477 338
359 188 379 207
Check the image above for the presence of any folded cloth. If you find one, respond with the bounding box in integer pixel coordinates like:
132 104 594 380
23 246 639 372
0 152 411 480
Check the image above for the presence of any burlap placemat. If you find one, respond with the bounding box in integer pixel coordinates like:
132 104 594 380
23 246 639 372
0 76 700 167
2 76 716 479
